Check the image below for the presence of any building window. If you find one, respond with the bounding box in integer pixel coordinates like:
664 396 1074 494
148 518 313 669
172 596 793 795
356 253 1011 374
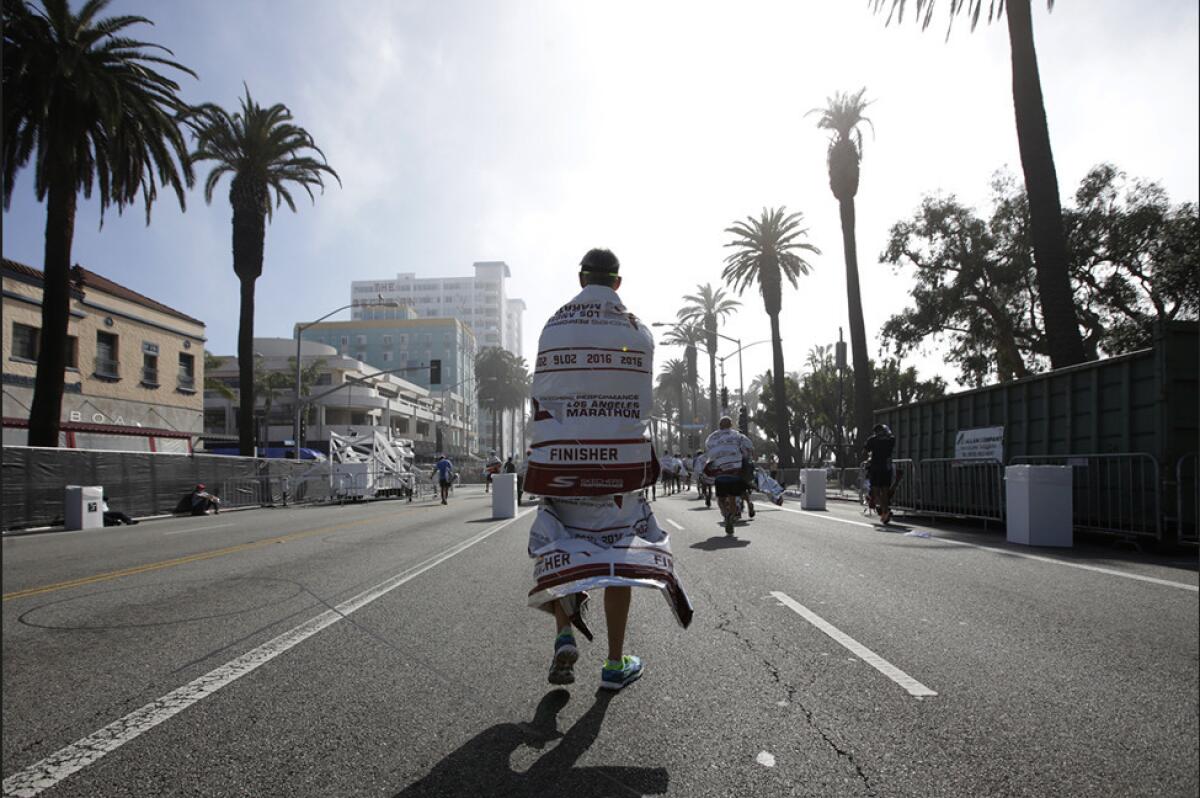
356 335 367 346
12 322 38 360
95 331 119 377
142 352 159 385
382 351 393 362
382 335 393 346
316 373 332 386
340 336 349 347
64 336 78 368
204 409 226 431
178 352 195 390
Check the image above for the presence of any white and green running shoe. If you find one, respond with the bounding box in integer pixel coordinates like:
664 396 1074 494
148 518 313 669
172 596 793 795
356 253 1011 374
599 655 643 691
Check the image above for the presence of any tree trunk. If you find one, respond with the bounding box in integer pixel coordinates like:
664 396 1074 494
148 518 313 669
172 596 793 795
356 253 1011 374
769 313 792 471
237 276 257 456
1006 0 1086 368
839 198 873 448
28 172 77 448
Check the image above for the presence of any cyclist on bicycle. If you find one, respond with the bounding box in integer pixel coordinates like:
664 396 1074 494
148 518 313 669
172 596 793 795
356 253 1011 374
704 416 755 535
863 424 896 524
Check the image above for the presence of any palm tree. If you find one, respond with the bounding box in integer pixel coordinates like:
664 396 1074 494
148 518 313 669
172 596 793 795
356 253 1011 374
678 283 741 428
809 88 874 449
660 321 705 427
870 0 1085 368
186 87 340 455
723 207 821 472
657 358 690 448
2 0 195 447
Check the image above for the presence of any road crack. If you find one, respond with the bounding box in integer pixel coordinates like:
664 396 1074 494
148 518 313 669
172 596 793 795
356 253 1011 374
714 603 877 797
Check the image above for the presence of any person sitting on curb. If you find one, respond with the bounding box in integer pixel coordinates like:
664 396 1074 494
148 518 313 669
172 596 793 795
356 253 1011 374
102 490 138 526
189 484 221 516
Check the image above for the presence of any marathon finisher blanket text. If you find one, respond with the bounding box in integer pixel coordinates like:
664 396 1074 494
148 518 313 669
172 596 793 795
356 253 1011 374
525 284 659 496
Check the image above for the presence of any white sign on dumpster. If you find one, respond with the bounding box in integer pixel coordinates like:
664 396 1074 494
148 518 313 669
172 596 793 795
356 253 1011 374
955 427 1004 463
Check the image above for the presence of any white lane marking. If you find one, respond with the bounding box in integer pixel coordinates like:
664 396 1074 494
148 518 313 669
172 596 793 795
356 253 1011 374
756 751 776 767
163 523 234 536
665 519 684 531
771 590 937 699
776 503 1199 593
1 508 535 798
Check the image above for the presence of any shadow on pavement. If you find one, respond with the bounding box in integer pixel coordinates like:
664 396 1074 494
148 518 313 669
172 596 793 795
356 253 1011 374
393 689 668 797
690 535 752 550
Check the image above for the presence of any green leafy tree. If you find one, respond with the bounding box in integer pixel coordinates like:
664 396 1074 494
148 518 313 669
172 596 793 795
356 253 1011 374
808 88 875 450
723 207 821 470
475 346 528 452
204 352 235 399
870 0 1087 369
186 87 340 455
677 284 740 427
2 0 195 446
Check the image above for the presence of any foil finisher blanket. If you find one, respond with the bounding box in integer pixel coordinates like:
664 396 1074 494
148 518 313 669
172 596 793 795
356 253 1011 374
524 284 660 497
528 493 693 629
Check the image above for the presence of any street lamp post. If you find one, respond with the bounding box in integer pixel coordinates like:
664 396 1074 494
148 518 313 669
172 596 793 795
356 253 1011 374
293 298 398 461
652 321 744 420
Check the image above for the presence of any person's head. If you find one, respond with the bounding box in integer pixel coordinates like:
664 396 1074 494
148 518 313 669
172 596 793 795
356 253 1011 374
872 424 886 436
696 449 703 456
578 248 621 290
718 416 733 430
196 483 205 491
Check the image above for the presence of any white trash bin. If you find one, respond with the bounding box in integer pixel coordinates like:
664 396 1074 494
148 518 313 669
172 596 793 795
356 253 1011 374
492 473 517 519
799 469 827 510
64 485 104 530
1005 465 1073 547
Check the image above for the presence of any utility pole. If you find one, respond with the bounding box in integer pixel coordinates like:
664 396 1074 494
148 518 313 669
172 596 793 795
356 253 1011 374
836 327 846 468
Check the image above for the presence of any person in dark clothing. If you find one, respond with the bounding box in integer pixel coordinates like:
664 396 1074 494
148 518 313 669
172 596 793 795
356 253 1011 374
503 455 517 474
102 491 138 526
863 424 896 524
189 484 221 516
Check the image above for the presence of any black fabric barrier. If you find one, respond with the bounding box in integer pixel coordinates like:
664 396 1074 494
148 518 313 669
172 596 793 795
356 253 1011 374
1 447 319 530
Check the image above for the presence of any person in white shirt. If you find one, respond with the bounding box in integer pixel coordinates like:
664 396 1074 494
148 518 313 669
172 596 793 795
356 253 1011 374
704 417 756 535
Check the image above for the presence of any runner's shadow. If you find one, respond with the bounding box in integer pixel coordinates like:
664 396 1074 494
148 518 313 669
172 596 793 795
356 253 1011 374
690 535 752 550
392 689 668 798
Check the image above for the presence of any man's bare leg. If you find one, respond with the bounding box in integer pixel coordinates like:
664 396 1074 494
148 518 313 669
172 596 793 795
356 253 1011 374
604 586 631 662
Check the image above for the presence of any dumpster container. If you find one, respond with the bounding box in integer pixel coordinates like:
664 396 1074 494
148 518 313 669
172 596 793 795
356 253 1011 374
492 473 517 519
65 485 104 531
1006 465 1073 547
799 469 827 510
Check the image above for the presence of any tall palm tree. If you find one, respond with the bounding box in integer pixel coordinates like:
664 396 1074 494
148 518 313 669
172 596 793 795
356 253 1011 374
660 321 705 427
678 283 741 427
186 87 340 455
870 0 1085 368
3 0 195 447
809 88 874 448
723 207 821 472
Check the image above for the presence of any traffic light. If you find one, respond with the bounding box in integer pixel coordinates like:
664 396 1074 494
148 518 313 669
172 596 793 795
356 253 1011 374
429 359 442 385
737 405 749 435
720 386 729 409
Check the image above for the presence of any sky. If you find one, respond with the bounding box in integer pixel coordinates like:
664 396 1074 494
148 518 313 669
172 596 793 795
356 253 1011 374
3 0 1198 395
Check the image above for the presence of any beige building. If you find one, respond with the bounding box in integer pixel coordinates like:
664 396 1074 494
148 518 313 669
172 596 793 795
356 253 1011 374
2 258 206 451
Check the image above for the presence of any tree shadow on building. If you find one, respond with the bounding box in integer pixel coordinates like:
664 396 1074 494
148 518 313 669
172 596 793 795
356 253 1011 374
393 688 668 797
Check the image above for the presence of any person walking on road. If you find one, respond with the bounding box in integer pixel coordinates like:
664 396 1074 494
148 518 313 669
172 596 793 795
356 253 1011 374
864 424 896 524
525 248 692 692
434 454 455 505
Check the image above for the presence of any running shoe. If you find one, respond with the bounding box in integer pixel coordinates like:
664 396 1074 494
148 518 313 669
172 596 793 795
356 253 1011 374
748 505 756 518
548 632 578 685
600 655 643 691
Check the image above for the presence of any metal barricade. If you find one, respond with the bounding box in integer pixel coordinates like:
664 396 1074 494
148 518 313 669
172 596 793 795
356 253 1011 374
889 459 919 514
1176 453 1197 545
1011 453 1161 541
911 458 1005 523
220 476 278 509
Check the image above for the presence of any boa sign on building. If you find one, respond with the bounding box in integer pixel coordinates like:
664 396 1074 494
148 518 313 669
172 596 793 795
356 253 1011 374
524 285 659 496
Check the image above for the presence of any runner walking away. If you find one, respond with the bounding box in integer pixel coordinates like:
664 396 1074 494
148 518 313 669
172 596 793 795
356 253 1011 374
704 416 755 535
434 453 455 505
692 449 710 503
864 424 896 524
525 247 692 692
485 450 502 493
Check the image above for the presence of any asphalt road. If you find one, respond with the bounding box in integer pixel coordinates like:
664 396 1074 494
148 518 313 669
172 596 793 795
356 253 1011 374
3 486 1197 797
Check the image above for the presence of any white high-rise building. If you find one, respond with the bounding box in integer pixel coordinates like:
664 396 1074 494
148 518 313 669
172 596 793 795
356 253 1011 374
351 261 525 455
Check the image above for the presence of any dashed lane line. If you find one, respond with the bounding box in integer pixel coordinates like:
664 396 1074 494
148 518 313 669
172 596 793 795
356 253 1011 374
771 590 937 699
1 508 535 798
775 503 1199 593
